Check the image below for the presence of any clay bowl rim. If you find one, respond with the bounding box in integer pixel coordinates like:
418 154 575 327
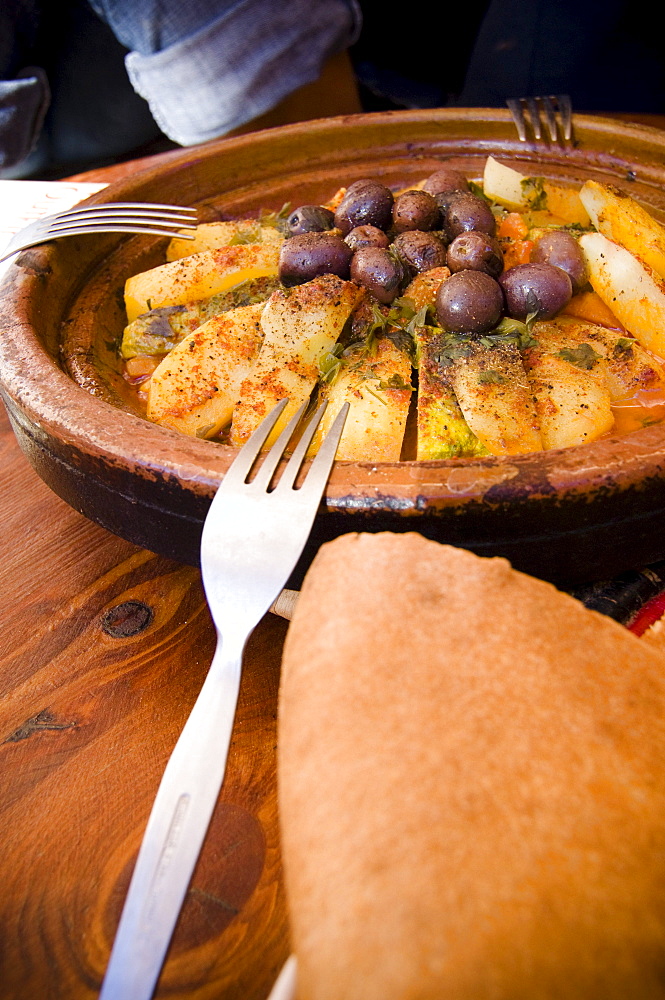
3 107 665 514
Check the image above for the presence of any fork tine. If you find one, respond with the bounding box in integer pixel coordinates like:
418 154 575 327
540 96 559 142
36 224 196 241
293 402 349 498
221 398 291 487
556 93 573 141
56 203 197 221
525 97 541 140
250 401 310 490
278 402 329 490
44 219 195 234
506 98 527 141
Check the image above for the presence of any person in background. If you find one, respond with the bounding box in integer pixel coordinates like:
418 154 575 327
1 0 662 179
0 0 362 178
352 0 664 115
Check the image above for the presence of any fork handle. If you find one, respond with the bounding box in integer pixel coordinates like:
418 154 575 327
99 633 243 1000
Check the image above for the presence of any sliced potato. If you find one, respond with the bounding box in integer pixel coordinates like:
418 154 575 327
523 351 614 450
121 275 281 358
313 337 412 462
166 221 283 261
530 315 665 401
415 328 488 460
579 232 665 358
483 156 590 226
146 303 264 438
124 243 280 322
448 339 543 455
579 180 665 280
229 275 364 448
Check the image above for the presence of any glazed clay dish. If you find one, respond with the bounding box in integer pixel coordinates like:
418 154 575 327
2 108 665 586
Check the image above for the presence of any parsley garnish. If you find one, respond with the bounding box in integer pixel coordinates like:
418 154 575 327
556 343 602 370
478 370 508 385
521 176 548 211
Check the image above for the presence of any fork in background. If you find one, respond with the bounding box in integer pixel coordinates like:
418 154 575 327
99 397 349 1000
0 201 197 263
507 95 573 144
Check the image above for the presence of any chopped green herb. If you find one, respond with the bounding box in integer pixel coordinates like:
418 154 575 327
318 343 345 383
468 180 491 203
556 343 602 370
521 176 548 211
613 337 634 357
478 370 508 385
377 373 414 391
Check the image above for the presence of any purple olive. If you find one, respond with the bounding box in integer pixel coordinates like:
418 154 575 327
344 225 390 251
391 189 440 233
440 191 497 241
350 247 405 303
392 230 447 273
531 230 587 293
436 271 504 333
279 232 352 286
421 166 469 196
500 262 573 320
286 205 335 236
334 180 394 235
446 231 504 279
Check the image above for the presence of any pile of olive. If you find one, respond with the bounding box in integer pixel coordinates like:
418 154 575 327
278 166 586 332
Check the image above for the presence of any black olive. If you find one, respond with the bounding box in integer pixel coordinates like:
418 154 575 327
441 192 496 241
286 205 335 236
279 232 352 286
531 230 587 293
446 231 504 279
500 263 573 320
350 247 405 304
392 230 447 273
334 180 394 235
391 190 440 233
421 167 469 196
435 271 504 333
344 225 390 251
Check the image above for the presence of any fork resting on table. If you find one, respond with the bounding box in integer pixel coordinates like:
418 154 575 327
0 201 198 263
99 398 349 1000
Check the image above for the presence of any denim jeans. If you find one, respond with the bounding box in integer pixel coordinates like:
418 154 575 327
88 0 361 144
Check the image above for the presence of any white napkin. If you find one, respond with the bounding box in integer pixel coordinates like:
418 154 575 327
0 179 107 280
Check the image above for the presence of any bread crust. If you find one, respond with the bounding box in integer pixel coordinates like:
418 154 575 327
278 532 665 1000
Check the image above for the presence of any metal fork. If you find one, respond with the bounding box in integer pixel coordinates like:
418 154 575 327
99 397 349 1000
0 201 197 263
507 94 573 143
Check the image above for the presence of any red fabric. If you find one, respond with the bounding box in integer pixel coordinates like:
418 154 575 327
628 591 665 636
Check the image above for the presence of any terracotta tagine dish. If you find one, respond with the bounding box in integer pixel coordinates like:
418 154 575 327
2 108 665 586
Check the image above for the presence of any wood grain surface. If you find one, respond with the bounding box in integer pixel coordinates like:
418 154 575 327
0 401 289 999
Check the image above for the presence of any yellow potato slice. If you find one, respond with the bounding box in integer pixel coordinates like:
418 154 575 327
448 340 543 455
530 315 665 402
229 275 364 448
146 302 264 438
579 180 665 280
523 352 614 450
124 243 280 322
579 232 665 358
413 326 488 460
313 337 412 462
482 156 590 226
166 221 283 261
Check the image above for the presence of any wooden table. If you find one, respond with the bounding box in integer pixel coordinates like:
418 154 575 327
0 144 292 995
4 116 665 998
0 390 290 997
